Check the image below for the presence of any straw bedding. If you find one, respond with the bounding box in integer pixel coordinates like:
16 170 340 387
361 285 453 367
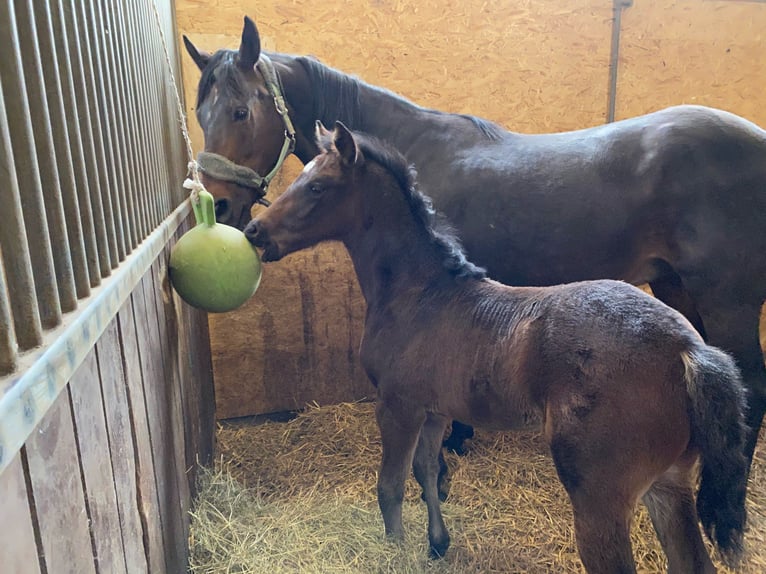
189 401 766 573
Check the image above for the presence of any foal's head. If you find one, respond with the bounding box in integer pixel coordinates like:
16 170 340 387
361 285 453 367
184 17 291 229
244 121 366 261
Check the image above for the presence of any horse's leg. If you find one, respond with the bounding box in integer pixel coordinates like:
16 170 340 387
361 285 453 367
642 453 716 574
684 295 766 469
442 420 474 455
375 398 425 541
412 412 451 558
649 271 706 339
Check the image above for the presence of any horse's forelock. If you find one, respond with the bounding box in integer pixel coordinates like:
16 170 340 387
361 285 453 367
196 50 248 108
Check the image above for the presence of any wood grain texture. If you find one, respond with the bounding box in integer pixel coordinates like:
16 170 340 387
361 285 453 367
96 320 148 574
69 348 128 574
0 454 41 574
24 391 96 574
118 297 167 573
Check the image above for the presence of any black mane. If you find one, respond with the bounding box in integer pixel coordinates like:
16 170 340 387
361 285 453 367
320 131 486 280
297 56 504 141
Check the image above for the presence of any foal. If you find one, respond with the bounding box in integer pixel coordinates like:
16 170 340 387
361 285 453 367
245 122 749 573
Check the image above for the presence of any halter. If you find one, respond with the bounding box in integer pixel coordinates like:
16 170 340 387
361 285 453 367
196 54 296 207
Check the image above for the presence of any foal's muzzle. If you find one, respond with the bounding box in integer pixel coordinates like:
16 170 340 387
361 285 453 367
244 219 281 262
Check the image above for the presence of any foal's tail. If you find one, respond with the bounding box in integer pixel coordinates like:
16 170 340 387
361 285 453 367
682 345 749 566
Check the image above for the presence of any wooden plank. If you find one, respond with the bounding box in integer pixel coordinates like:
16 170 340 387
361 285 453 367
0 453 41 574
24 390 95 574
134 273 185 572
118 297 166 574
69 348 127 574
148 251 191 564
95 319 148 574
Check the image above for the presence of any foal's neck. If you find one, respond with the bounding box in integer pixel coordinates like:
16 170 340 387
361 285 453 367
342 177 460 308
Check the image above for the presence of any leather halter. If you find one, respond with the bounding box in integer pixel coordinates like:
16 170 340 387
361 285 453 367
196 54 295 207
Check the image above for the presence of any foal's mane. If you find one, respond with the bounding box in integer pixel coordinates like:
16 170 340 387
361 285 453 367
320 131 486 280
298 56 504 141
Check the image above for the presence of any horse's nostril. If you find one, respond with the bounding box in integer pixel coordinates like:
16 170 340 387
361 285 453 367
214 198 232 221
243 220 260 243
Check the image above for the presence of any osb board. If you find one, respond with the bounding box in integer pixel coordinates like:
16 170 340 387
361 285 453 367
615 0 766 125
175 0 615 418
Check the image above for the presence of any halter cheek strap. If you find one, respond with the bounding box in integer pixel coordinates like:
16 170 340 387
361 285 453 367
196 54 296 207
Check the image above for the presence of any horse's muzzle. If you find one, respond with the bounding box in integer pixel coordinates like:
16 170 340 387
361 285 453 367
244 219 281 262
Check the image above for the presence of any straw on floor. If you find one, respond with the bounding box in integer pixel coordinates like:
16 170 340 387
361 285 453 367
188 401 766 573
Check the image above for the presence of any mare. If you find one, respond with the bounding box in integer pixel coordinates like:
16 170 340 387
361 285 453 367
183 17 766 476
245 121 749 573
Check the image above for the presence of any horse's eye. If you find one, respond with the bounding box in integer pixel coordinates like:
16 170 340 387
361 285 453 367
233 107 249 122
309 183 323 196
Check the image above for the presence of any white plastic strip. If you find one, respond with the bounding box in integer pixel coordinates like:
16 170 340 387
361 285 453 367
0 199 191 476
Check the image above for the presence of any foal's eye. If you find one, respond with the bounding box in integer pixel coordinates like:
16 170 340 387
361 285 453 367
233 107 249 122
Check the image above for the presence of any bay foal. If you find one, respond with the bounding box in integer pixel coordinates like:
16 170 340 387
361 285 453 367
245 122 748 573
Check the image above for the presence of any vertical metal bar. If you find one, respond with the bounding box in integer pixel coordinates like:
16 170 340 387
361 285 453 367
606 0 633 123
166 0 190 209
135 1 164 228
0 0 62 330
97 0 139 252
82 0 129 262
125 0 159 232
110 0 149 243
34 1 92 301
14 0 78 314
60 0 112 278
0 253 18 375
0 83 44 349
144 0 172 221
49 0 101 288
71 0 121 268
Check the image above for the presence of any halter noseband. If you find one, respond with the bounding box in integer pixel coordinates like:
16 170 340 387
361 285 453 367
196 54 295 207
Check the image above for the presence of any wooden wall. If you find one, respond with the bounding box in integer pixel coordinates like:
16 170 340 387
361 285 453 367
175 0 766 418
0 221 215 573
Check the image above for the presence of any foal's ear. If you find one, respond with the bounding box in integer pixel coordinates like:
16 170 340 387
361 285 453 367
183 36 211 72
238 16 261 71
314 120 332 149
333 121 359 166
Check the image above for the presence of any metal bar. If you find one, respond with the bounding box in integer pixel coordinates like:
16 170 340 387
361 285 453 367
0 254 17 376
60 0 113 278
34 0 91 301
125 0 160 231
0 0 62 330
14 0 78 314
606 0 633 123
134 0 164 228
111 0 149 243
0 83 43 350
71 0 121 268
82 0 128 262
97 0 139 252
49 0 101 289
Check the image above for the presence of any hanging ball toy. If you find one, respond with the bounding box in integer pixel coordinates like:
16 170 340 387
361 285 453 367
169 190 262 313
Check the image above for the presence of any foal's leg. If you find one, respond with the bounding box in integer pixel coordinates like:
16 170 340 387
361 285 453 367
375 399 425 541
642 454 716 574
412 412 451 557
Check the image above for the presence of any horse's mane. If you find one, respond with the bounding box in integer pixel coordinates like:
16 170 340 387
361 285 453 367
320 131 486 280
298 56 504 141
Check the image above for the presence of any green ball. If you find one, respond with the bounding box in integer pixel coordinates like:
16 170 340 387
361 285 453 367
169 221 262 313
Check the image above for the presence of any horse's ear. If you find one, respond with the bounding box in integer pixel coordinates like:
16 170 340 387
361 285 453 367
238 16 261 71
333 121 359 166
183 36 211 72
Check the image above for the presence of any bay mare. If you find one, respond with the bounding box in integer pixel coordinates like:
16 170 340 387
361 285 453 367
245 122 748 573
183 17 766 473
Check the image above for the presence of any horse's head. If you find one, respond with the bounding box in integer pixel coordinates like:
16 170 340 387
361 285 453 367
245 121 363 261
183 17 295 229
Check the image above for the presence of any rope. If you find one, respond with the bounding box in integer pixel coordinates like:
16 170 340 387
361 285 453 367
148 0 204 204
